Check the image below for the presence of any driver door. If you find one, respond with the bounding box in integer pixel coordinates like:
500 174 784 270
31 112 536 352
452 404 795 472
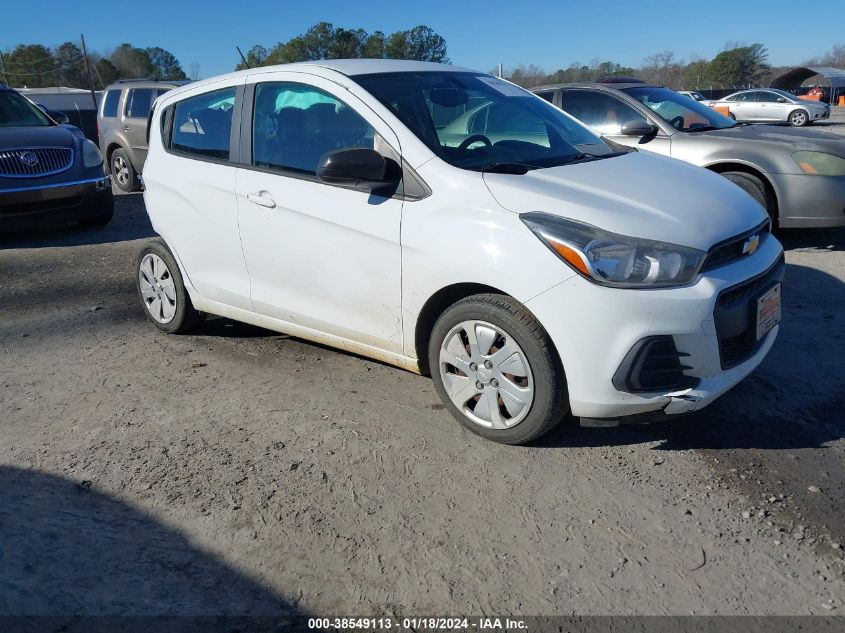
558 89 671 157
234 72 406 353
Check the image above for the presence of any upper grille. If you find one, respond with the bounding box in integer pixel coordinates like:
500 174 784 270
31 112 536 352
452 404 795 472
0 147 74 178
701 219 771 272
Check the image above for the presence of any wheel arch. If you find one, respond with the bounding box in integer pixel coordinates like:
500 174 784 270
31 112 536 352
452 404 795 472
413 282 564 378
705 161 780 222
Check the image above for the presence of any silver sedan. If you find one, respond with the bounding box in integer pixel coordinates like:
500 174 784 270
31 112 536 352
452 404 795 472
712 89 830 127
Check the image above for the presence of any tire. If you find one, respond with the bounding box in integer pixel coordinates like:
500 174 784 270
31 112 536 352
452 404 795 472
111 148 139 192
721 171 774 222
728 112 736 121
136 239 204 334
788 109 809 127
428 293 568 445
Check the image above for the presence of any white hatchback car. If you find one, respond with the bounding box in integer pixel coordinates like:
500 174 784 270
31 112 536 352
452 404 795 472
139 60 784 445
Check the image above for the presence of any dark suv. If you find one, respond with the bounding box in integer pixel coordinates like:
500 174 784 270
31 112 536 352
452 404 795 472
98 79 189 191
0 84 113 231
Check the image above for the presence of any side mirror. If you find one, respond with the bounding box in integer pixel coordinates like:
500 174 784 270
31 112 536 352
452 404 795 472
620 120 657 136
49 110 69 124
317 148 398 191
777 97 788 103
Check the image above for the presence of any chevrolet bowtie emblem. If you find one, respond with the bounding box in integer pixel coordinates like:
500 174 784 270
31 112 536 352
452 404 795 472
742 234 760 255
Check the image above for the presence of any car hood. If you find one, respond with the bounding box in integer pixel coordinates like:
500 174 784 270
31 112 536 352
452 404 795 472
0 125 78 149
483 152 767 251
689 122 844 152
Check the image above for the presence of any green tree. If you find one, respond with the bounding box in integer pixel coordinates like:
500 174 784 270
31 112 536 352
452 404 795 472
362 31 386 59
146 47 187 80
235 45 268 71
53 42 88 88
4 44 56 87
110 43 154 79
92 57 120 88
708 44 769 87
387 25 448 62
682 59 711 89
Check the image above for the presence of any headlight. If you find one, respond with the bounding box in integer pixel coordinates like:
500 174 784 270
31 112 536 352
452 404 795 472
521 212 706 289
81 139 103 169
793 151 845 176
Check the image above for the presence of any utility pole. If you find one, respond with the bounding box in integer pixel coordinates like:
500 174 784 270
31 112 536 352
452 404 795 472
0 50 8 85
80 33 98 111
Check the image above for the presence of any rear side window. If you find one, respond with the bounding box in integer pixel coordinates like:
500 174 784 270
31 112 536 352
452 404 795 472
170 87 236 160
536 91 555 103
252 82 376 175
125 88 155 118
102 90 121 117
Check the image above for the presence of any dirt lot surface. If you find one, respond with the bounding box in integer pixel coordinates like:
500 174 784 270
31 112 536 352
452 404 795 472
1 182 844 619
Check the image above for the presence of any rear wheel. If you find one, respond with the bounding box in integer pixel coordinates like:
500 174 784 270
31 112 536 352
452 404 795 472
111 148 139 192
429 294 568 445
788 109 809 127
136 239 204 334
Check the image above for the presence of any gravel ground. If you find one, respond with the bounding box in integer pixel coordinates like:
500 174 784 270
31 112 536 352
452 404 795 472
0 184 844 618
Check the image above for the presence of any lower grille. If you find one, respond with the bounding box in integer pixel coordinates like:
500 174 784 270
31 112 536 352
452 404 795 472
0 147 74 178
0 196 82 215
715 255 785 369
613 336 699 393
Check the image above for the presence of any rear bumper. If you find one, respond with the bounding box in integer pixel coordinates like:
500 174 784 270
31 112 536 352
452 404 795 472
0 176 112 231
774 172 845 228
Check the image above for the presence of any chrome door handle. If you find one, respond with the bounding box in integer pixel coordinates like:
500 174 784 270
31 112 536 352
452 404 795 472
123 126 131 132
244 191 276 208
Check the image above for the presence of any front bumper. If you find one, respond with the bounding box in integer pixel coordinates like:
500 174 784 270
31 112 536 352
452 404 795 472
774 172 845 228
525 234 784 420
0 176 112 231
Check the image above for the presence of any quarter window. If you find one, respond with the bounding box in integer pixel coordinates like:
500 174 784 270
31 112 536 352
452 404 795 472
252 82 376 175
559 90 647 135
102 90 121 117
170 87 236 160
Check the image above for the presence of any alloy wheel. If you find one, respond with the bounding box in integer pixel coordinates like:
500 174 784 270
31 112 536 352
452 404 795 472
439 319 534 429
139 253 177 323
113 155 130 186
790 111 807 126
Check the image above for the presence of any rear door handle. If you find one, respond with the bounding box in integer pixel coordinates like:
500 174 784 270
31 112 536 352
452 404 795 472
123 126 131 132
244 191 276 208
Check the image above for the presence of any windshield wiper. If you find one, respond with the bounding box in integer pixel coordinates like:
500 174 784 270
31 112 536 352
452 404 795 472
558 151 627 165
478 162 539 174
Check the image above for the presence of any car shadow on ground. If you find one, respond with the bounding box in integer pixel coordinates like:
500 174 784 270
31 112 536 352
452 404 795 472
533 260 845 452
0 192 155 250
0 466 308 630
777 226 845 253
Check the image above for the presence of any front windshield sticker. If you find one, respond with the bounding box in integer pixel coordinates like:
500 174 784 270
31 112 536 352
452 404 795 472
476 76 530 97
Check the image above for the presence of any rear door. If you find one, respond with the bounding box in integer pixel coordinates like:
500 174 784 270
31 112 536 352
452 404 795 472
727 92 757 121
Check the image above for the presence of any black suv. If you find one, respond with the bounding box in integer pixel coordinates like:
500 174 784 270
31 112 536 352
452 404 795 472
0 84 113 231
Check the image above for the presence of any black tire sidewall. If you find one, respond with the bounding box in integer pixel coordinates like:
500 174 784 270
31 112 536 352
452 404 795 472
723 171 769 209
428 294 567 445
111 148 137 193
136 239 199 334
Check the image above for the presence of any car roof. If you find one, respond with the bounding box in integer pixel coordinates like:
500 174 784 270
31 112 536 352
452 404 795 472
532 81 660 92
104 79 192 90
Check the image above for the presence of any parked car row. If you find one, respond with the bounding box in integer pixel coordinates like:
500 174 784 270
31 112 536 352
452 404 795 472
136 60 792 444
711 88 830 127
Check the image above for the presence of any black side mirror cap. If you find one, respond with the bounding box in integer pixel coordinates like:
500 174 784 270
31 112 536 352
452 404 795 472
49 110 69 124
317 148 398 191
620 121 657 137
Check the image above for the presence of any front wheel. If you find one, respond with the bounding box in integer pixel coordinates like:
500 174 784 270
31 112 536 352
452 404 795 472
789 109 809 127
136 239 204 334
429 294 568 445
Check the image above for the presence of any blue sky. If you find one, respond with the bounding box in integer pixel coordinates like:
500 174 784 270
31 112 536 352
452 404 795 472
3 0 842 78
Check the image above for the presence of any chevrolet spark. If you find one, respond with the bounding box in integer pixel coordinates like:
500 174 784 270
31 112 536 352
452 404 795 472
139 60 783 445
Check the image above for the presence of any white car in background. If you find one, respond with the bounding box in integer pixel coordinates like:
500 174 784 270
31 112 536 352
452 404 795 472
678 90 716 107
712 88 830 126
137 60 782 444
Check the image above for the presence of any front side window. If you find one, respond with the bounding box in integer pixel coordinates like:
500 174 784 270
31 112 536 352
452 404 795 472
623 86 736 132
0 90 52 127
125 88 155 118
758 92 782 103
355 72 611 171
170 87 236 159
559 90 647 136
102 90 121 117
252 82 377 175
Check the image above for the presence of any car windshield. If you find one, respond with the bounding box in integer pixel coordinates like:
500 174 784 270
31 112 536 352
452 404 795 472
354 71 616 171
0 90 53 127
622 86 735 132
